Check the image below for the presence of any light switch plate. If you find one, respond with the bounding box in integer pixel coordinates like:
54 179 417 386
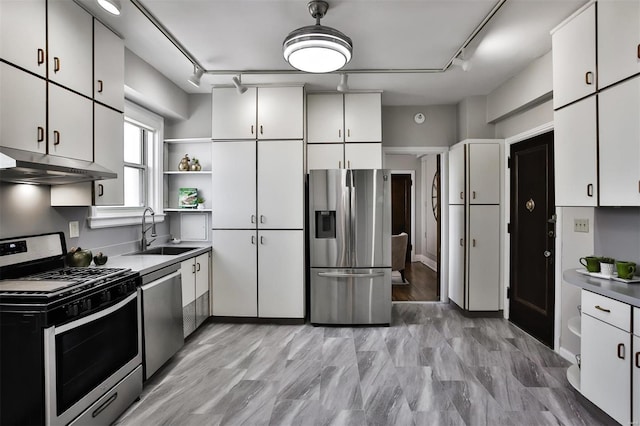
69 221 80 238
574 218 589 233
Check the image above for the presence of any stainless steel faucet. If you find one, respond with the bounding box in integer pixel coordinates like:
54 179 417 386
141 207 157 251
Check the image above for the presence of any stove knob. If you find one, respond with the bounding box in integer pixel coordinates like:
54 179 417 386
100 290 112 303
66 303 79 318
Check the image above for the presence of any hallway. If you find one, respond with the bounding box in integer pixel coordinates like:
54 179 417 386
392 262 439 302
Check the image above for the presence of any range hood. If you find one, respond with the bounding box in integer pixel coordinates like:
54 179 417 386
0 147 117 185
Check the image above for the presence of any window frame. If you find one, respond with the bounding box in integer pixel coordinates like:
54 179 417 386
87 101 165 229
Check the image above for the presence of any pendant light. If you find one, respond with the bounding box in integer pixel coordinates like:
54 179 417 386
283 1 353 73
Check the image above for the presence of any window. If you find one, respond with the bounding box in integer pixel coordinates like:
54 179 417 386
88 101 164 228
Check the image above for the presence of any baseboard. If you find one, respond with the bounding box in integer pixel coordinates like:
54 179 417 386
416 254 437 272
558 346 577 364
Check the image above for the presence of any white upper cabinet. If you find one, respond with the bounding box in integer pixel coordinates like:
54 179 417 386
94 104 124 205
468 143 500 205
212 86 303 140
257 87 303 139
344 143 382 169
554 95 598 206
47 0 93 98
307 94 344 143
48 84 93 161
212 87 257 139
94 20 124 112
448 144 465 205
211 141 257 228
0 0 46 77
307 144 344 170
0 62 46 153
552 2 596 109
344 93 382 142
599 76 640 206
257 141 304 229
597 0 640 89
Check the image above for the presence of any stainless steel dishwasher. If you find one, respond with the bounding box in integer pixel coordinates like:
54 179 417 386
139 264 184 380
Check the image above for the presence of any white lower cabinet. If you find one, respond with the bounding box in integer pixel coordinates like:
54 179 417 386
212 229 304 318
467 205 500 310
448 204 465 307
181 251 212 337
258 230 304 318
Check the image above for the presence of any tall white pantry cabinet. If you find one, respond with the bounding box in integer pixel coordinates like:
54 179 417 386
448 140 502 313
211 86 305 320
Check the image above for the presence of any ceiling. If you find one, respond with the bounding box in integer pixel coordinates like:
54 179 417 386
77 0 587 107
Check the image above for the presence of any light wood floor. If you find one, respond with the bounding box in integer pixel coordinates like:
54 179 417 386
116 303 614 426
392 262 439 302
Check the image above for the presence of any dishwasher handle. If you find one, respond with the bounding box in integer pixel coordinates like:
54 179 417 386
318 271 386 278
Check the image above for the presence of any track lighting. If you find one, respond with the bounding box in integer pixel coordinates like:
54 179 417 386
283 0 353 73
97 0 121 15
188 66 204 87
451 58 470 72
337 73 349 92
232 75 248 95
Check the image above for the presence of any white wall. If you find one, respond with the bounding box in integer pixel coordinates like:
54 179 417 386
422 154 439 269
166 94 212 139
382 105 458 147
457 95 495 140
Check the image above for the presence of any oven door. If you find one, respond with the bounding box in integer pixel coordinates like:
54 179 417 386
44 292 142 426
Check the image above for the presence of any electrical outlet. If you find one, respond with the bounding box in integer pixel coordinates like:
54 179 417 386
69 221 80 238
574 218 589 233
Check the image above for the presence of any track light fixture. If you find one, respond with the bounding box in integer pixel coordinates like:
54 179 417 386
283 0 353 73
337 73 349 92
188 65 204 87
232 75 248 95
451 58 470 72
97 0 122 15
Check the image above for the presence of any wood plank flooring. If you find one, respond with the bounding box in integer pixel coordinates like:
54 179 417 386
392 262 438 302
115 303 615 426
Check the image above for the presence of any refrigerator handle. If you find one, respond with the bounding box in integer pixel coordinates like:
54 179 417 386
348 169 356 266
318 271 386 278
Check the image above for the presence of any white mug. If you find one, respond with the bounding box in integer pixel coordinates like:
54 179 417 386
600 262 615 277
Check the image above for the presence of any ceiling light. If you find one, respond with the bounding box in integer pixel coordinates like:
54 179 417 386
188 66 204 87
283 0 353 73
452 58 470 72
337 73 349 92
97 0 121 15
232 75 248 95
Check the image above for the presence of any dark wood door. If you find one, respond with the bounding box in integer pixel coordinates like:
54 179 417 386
434 155 441 298
509 131 555 347
391 174 412 262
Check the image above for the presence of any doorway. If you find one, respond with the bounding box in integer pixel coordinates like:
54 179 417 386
391 173 412 262
509 131 555 347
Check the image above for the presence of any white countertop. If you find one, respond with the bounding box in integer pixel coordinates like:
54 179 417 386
564 268 640 307
100 242 212 276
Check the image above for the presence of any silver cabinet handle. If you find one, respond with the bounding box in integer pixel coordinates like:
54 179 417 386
318 271 385 278
53 56 60 72
339 161 342 169
618 343 626 360
585 71 594 85
37 48 45 65
53 130 60 145
37 126 44 142
347 160 351 169
196 262 201 272
98 184 104 197
460 191 463 200
260 215 265 223
192 264 196 274
347 129 351 138
97 79 104 93
338 129 341 138
251 236 256 244
472 191 476 199
251 125 254 135
260 236 265 245
459 238 463 247
472 239 476 247
587 184 594 197
595 305 611 313
251 214 256 224
260 125 263 135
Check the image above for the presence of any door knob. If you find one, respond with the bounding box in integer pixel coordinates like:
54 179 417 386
544 250 552 257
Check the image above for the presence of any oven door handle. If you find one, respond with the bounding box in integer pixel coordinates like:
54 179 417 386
55 292 137 335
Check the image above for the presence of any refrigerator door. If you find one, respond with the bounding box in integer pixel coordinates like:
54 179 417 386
310 268 391 325
350 169 391 268
309 169 351 268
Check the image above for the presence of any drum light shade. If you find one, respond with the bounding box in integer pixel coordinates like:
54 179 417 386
283 1 352 73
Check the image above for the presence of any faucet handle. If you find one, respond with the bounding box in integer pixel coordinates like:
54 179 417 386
146 238 156 247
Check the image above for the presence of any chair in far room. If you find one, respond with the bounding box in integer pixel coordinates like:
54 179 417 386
391 232 408 283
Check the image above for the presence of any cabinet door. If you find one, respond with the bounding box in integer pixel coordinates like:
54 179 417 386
581 314 631 425
551 3 596 109
468 143 500 204
448 144 465 205
307 93 343 143
344 93 382 142
467 205 500 311
212 87 257 139
258 140 303 229
94 21 124 111
448 204 465 308
554 96 597 206
0 62 46 153
181 259 197 337
634 334 640 426
344 143 382 169
94 104 124 205
212 141 256 228
0 0 46 77
257 87 303 140
307 144 344 170
49 84 93 161
258 230 304 318
195 252 211 327
597 0 640 89
48 0 93 97
212 230 257 317
599 76 640 206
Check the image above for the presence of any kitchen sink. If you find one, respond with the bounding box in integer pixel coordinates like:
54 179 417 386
125 246 197 256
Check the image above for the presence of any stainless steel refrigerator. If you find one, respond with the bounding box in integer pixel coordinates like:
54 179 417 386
309 169 391 325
